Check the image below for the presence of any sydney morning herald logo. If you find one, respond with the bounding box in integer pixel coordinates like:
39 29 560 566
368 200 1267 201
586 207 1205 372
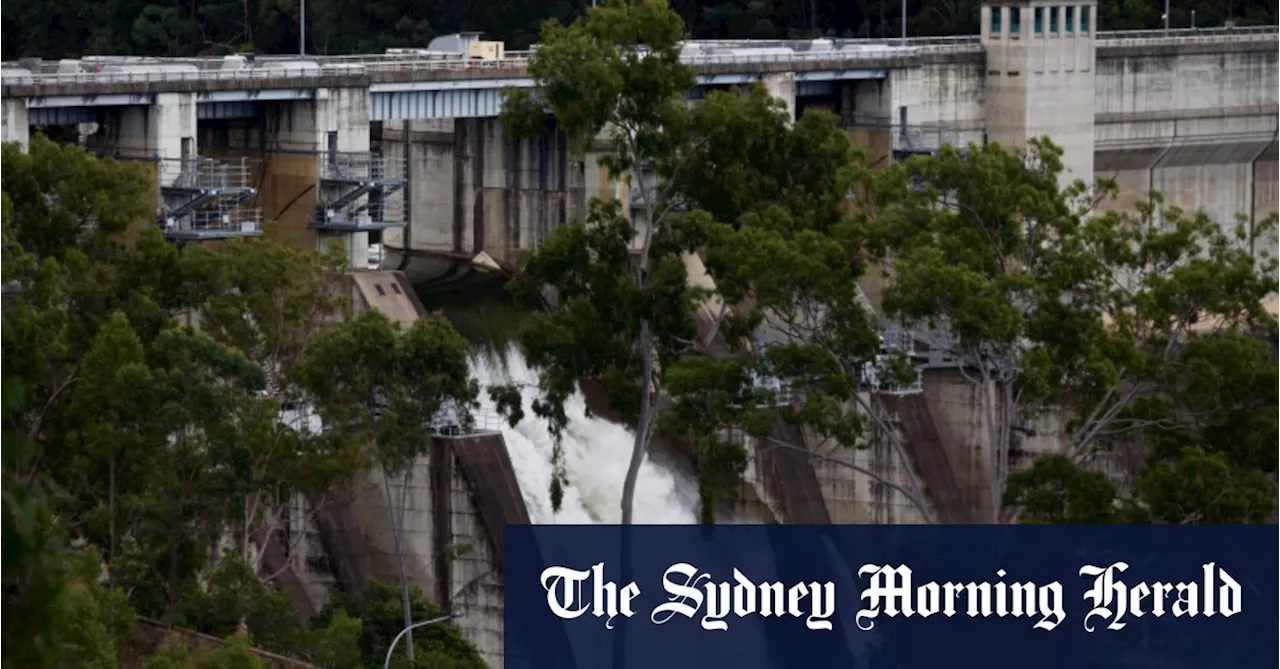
539 562 1243 632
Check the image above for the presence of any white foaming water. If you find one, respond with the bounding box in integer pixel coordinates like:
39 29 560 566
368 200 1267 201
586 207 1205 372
470 346 701 525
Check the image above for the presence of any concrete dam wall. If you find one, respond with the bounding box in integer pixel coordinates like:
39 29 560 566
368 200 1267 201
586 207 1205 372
360 40 1276 281
1094 38 1278 228
278 272 752 667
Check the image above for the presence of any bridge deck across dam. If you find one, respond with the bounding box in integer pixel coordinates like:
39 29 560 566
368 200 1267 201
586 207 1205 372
3 26 1275 121
0 21 1274 268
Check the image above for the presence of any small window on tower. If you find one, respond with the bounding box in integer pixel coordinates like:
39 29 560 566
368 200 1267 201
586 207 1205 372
991 7 1002 34
1050 7 1059 33
1034 7 1044 34
1066 7 1075 32
1010 8 1022 34
1081 6 1091 33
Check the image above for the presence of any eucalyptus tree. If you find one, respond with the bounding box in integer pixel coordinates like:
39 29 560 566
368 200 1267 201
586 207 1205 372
501 0 926 523
672 84 935 522
870 138 1277 522
300 309 477 662
185 231 360 575
499 0 711 523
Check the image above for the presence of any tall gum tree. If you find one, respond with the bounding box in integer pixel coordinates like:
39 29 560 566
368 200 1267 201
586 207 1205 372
1004 193 1278 524
184 230 360 576
500 0 707 524
674 84 935 522
501 0 928 523
300 308 477 662
870 138 1277 522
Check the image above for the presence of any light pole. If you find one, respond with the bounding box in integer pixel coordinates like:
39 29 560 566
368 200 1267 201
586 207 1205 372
901 0 907 46
383 612 464 669
300 0 306 56
1163 0 1170 33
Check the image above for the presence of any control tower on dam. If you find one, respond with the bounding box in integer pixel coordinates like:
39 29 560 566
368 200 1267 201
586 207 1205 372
2 6 1275 283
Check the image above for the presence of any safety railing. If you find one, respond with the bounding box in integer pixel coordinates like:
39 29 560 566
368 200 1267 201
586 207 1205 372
158 156 253 190
433 404 508 437
1096 30 1278 49
681 35 980 50
1096 24 1277 40
256 52 458 65
0 63 366 86
318 151 407 183
842 115 966 155
895 124 964 155
680 48 916 66
360 57 530 74
857 326 926 395
186 206 262 235
5 26 1275 88
4 50 915 88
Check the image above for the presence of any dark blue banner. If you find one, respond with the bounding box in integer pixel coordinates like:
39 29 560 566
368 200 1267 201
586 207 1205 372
503 525 1277 669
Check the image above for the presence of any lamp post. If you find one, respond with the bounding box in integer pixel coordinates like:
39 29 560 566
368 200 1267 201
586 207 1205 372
1163 0 1170 33
901 0 907 46
383 612 465 669
300 0 306 56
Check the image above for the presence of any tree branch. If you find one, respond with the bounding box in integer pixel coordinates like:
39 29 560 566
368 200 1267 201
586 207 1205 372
702 301 730 349
762 436 936 524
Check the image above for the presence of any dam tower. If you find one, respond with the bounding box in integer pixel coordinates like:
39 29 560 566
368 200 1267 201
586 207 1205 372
982 0 1098 187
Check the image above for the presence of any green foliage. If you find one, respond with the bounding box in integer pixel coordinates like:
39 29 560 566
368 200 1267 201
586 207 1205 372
313 580 484 669
504 0 694 180
2 379 67 669
187 230 361 569
2 138 482 668
1006 332 1278 524
140 631 269 669
178 558 300 656
871 137 1277 523
1002 454 1130 524
880 137 1280 524
1 136 151 259
301 308 478 476
302 610 365 669
501 1 709 521
501 1 910 523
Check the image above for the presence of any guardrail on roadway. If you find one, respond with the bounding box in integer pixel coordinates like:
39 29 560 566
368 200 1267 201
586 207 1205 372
3 25 1274 88
1 64 368 86
1095 25 1277 40
1 50 921 86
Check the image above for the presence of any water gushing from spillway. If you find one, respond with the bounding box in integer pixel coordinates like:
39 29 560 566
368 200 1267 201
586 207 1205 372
470 346 701 525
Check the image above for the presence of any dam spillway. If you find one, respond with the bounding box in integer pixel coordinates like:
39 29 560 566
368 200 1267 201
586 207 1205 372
470 346 702 525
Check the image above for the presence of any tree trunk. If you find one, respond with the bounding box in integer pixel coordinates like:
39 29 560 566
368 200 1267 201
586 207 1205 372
165 516 180 625
242 0 253 44
980 367 1001 521
109 451 117 630
381 469 415 661
620 320 654 525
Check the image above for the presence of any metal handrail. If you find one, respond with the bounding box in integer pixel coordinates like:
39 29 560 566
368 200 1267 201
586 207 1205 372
1 64 366 86
318 151 407 182
361 58 529 74
1096 25 1277 40
3 26 1274 88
